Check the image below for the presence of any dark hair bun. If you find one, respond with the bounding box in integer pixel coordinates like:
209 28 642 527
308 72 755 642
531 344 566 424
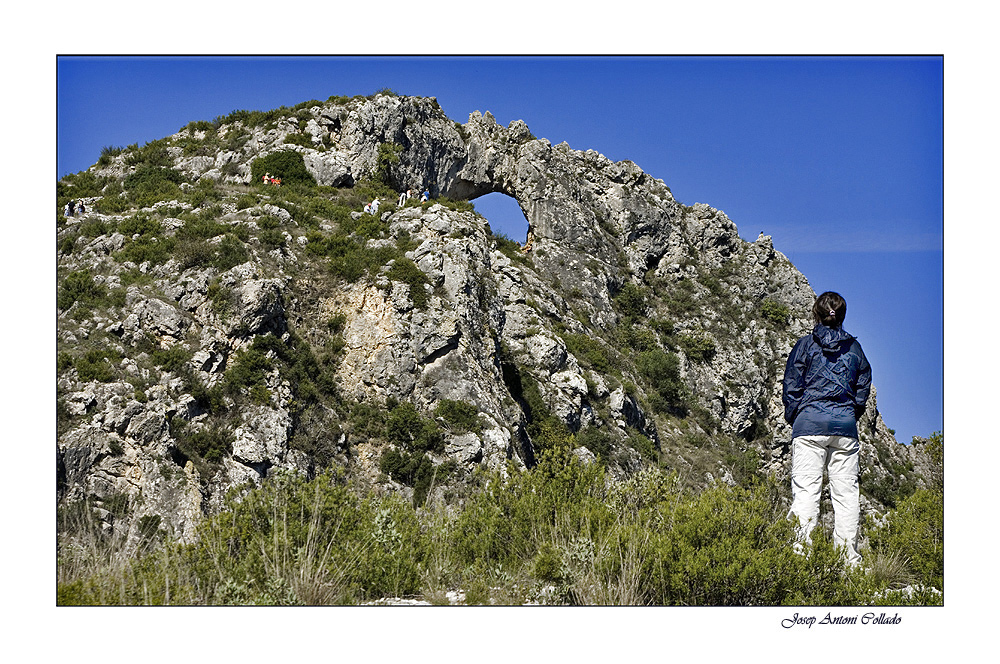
813 292 846 326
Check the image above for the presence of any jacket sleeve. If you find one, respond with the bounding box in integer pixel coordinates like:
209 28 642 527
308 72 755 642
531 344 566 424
852 341 872 420
782 338 808 425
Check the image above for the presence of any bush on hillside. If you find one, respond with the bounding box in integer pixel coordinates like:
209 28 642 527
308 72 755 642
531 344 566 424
250 151 317 188
58 448 942 606
614 282 648 319
123 165 186 207
761 298 790 327
434 399 483 434
385 257 432 309
636 348 685 414
867 487 944 590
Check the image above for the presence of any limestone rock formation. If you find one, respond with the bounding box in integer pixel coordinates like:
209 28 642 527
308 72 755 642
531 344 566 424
56 92 923 545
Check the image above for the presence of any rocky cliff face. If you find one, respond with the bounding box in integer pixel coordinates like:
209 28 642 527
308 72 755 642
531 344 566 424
56 93 930 545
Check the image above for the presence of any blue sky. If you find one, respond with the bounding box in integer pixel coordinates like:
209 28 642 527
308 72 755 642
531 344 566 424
56 55 943 444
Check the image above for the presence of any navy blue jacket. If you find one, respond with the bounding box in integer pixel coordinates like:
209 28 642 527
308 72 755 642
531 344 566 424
782 324 872 439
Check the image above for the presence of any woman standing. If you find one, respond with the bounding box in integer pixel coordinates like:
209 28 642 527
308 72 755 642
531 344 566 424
782 291 871 566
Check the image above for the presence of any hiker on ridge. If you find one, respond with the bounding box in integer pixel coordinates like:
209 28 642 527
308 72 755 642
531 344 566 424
782 291 871 567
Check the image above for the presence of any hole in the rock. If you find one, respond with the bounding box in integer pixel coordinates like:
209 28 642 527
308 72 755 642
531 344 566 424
473 192 529 243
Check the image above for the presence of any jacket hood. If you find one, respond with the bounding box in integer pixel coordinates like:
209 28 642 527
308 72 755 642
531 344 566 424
812 324 855 353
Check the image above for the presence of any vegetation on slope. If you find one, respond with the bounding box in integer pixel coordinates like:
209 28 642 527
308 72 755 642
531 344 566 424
57 437 944 606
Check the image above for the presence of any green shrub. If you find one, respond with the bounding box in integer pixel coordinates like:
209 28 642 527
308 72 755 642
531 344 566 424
283 132 315 148
500 362 573 456
123 165 185 207
348 401 388 441
97 145 125 167
635 349 685 413
761 298 790 327
373 142 402 188
259 228 286 249
58 270 106 310
177 215 227 240
625 430 658 462
663 278 698 315
118 213 162 237
115 213 176 266
561 332 614 373
57 352 74 375
677 333 716 362
214 234 250 271
188 377 227 416
95 189 131 214
180 471 424 603
617 324 658 352
224 345 274 404
614 282 648 319
122 139 174 168
623 480 868 605
434 399 482 434
385 257 431 309
117 234 176 266
385 401 444 454
379 449 444 506
327 313 347 334
433 198 477 214
59 170 108 200
236 194 259 210
867 488 944 590
699 274 726 298
151 345 192 373
577 427 614 462
245 332 338 405
250 151 317 188
304 229 403 283
173 239 215 270
74 348 122 383
171 420 233 466
330 246 368 282
57 455 935 606
78 217 116 238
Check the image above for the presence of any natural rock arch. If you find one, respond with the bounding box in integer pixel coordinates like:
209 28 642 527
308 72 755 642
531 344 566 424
468 191 530 241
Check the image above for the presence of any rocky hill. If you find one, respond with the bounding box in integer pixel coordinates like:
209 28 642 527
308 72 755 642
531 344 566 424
56 92 932 545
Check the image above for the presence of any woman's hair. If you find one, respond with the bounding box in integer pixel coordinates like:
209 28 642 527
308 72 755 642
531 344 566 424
812 291 846 327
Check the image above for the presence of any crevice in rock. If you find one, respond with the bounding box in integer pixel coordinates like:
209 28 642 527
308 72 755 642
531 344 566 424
420 329 461 366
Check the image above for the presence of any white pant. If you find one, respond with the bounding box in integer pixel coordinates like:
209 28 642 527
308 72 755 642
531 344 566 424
789 435 862 566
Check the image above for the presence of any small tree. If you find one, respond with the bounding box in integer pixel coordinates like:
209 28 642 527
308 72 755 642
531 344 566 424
373 142 403 189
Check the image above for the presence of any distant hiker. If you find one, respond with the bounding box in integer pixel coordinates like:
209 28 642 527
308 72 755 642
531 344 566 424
420 190 429 202
398 190 409 207
370 198 380 215
272 177 281 187
262 172 271 185
77 202 86 215
364 203 372 215
782 291 871 567
65 200 75 217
